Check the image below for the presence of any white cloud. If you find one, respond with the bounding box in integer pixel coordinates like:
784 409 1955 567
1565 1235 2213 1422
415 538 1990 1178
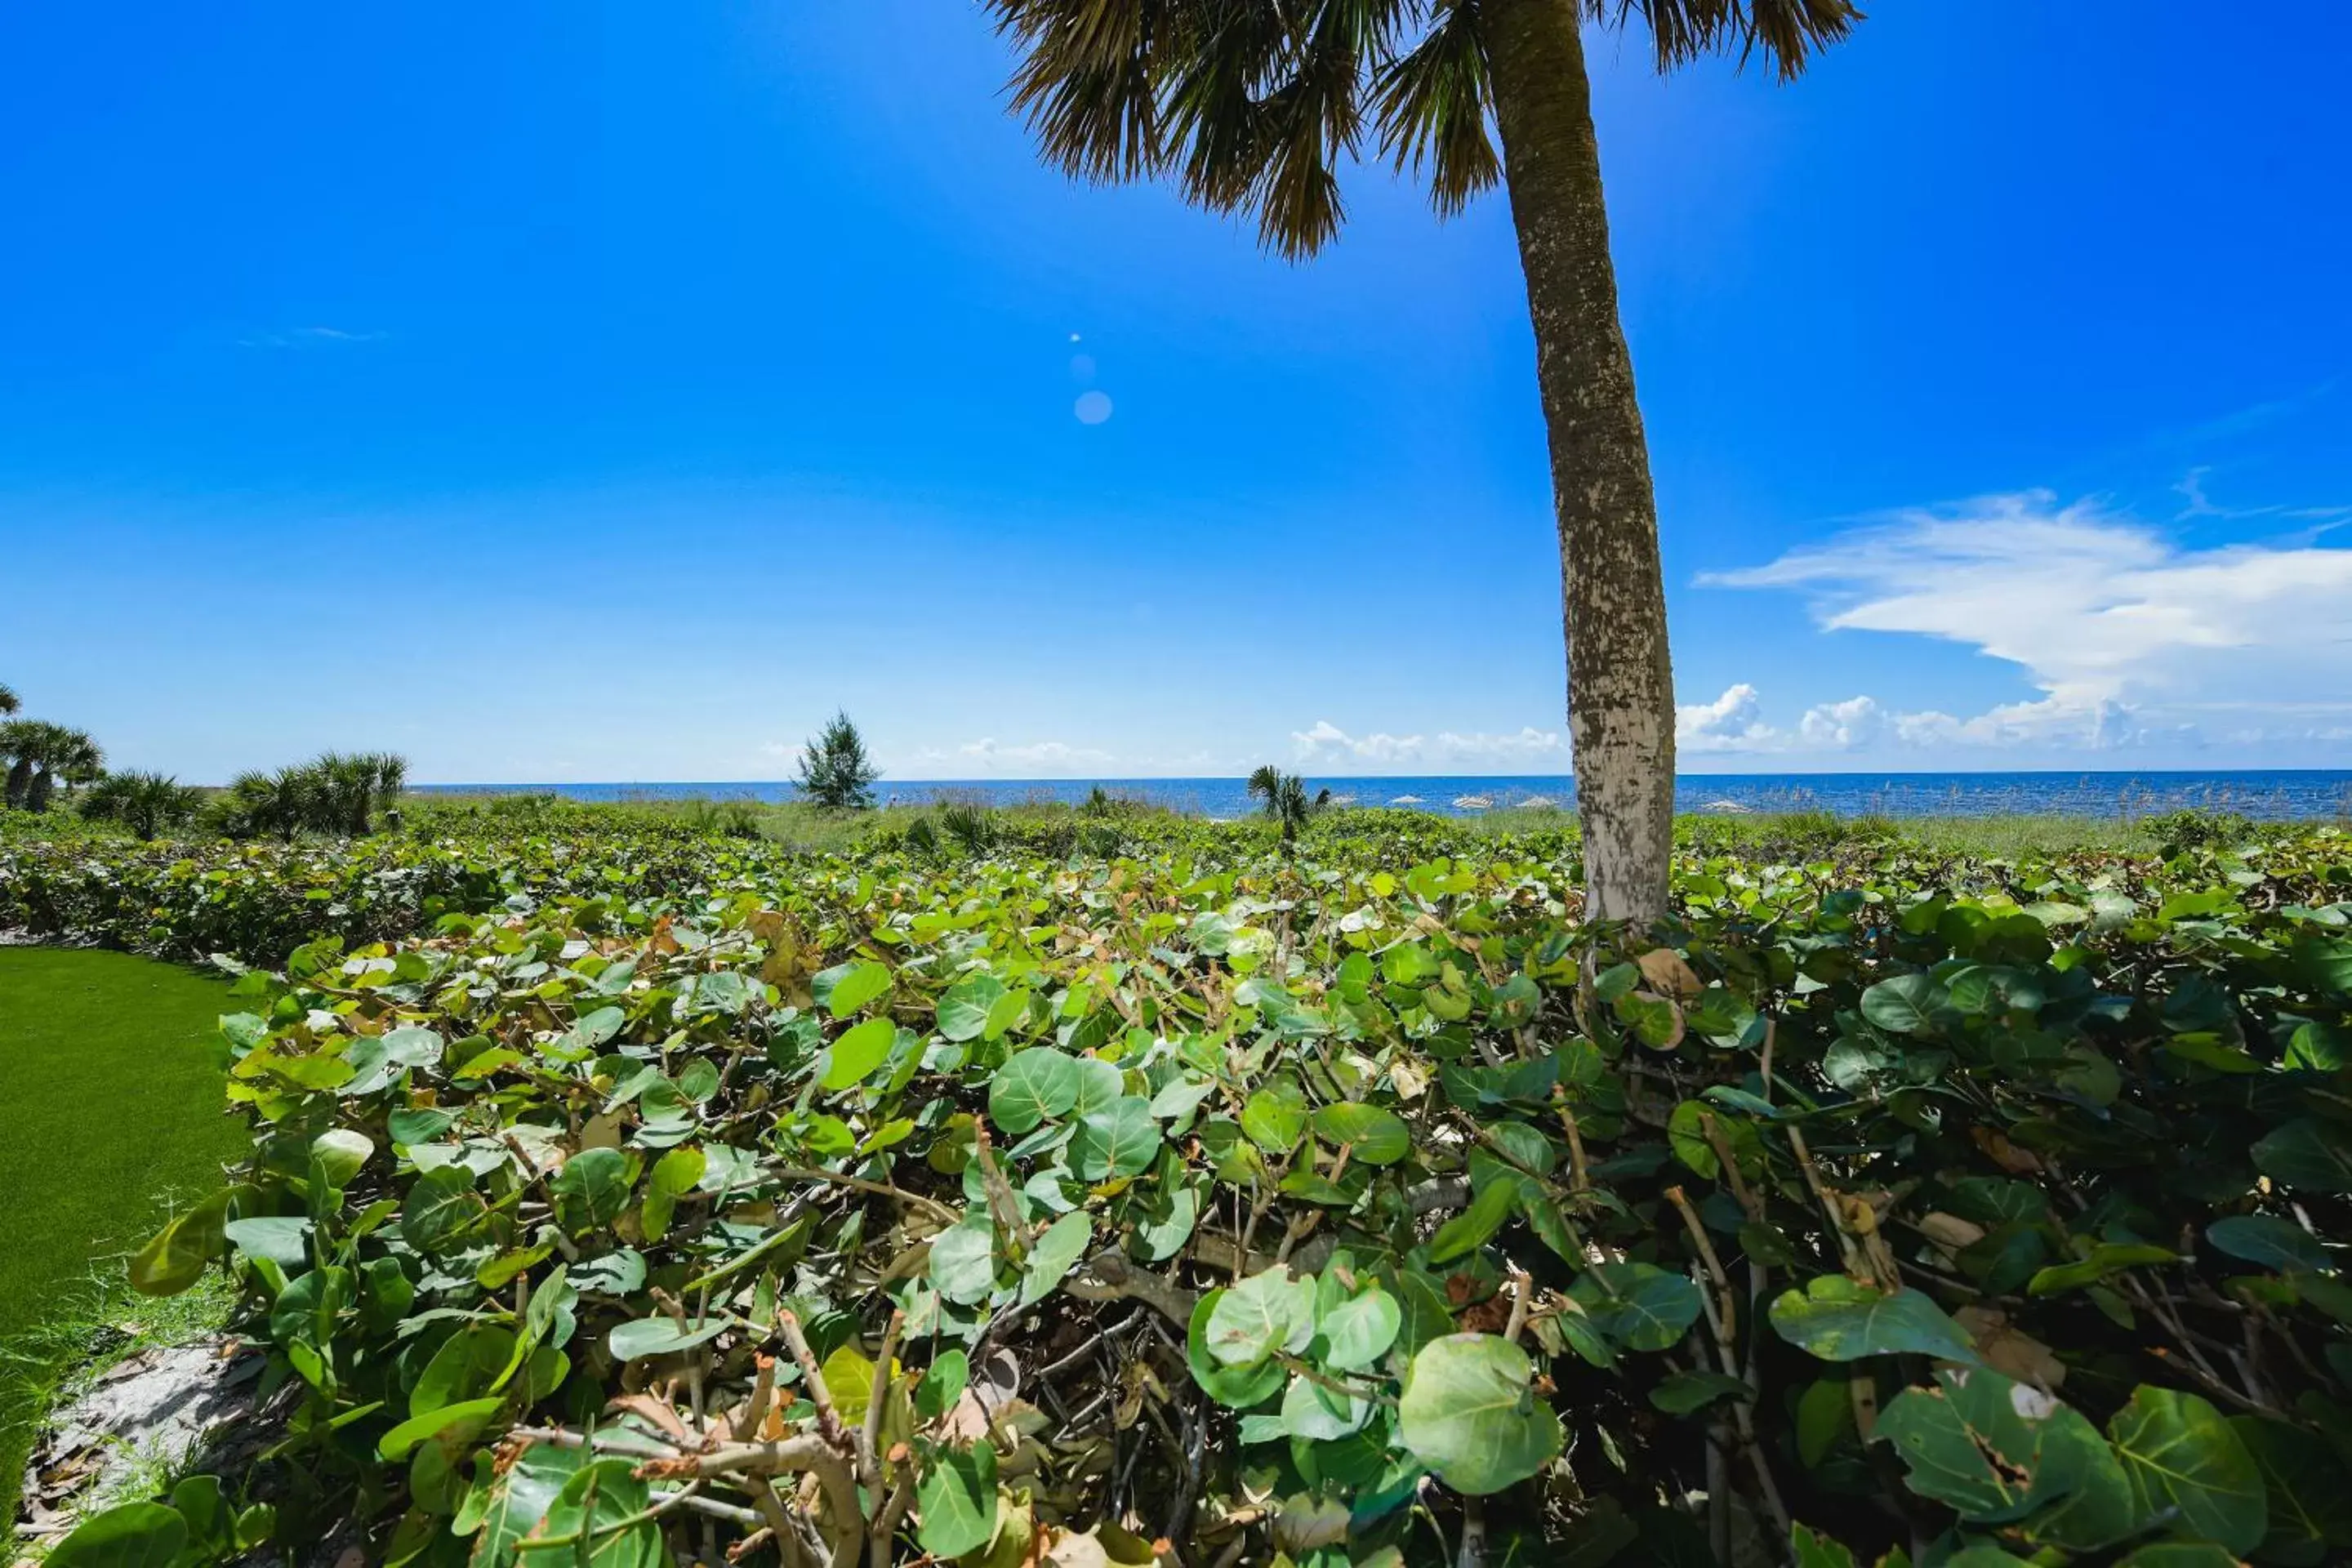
1797 695 1884 750
1704 490 2352 751
1676 684 1780 752
921 737 1115 774
1290 720 1566 770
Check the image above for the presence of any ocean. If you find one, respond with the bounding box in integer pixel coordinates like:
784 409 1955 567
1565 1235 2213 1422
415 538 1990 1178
412 770 2352 822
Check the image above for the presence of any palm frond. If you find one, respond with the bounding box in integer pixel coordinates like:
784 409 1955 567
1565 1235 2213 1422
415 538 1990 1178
1372 0 1499 218
1594 0 1862 80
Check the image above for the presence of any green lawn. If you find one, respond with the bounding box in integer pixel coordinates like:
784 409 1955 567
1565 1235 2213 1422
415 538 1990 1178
0 947 244 1511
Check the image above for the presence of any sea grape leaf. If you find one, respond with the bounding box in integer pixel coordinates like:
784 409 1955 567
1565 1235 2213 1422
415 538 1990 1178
1769 1277 1980 1363
1318 1284 1402 1372
1875 1366 2096 1525
46 1503 189 1568
915 1443 999 1558
938 974 1007 1042
820 1016 896 1090
1428 1178 1519 1264
2252 1120 2352 1195
2206 1215 2328 1274
1397 1334 1564 1495
1570 1263 1704 1352
2108 1386 2265 1554
1650 1370 1755 1416
990 1049 1080 1135
1311 1102 1411 1165
552 1147 630 1233
928 1217 1000 1306
820 961 892 1018
1205 1267 1314 1368
1071 1096 1161 1181
1019 1210 1092 1306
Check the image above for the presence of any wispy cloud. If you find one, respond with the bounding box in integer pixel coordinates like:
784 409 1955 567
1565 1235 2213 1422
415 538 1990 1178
1290 720 1566 771
1700 489 2352 752
239 326 388 349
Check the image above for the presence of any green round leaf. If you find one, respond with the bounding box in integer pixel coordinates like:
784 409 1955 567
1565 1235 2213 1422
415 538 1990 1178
938 974 1008 1043
821 1015 898 1090
915 1443 999 1558
929 1217 1000 1306
1397 1334 1564 1495
990 1049 1080 1134
1318 1285 1402 1372
1768 1276 1980 1363
821 960 893 1019
1311 1102 1411 1165
47 1503 189 1568
2109 1386 2265 1554
1071 1096 1161 1182
2205 1215 2328 1274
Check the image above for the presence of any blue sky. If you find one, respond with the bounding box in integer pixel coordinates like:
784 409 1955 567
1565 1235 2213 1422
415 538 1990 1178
3 1 2348 783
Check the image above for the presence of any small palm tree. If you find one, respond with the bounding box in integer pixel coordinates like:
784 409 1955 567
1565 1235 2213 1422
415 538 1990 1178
987 1 1858 920
795 711 881 810
82 770 203 841
0 682 18 716
1248 764 1330 844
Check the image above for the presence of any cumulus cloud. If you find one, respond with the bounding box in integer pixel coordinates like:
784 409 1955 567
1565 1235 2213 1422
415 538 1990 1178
1797 695 1883 749
1290 720 1566 769
1676 684 1780 752
1704 490 2352 751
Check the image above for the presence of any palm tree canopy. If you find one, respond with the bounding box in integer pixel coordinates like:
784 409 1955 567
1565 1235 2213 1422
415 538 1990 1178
989 0 1859 256
0 683 18 716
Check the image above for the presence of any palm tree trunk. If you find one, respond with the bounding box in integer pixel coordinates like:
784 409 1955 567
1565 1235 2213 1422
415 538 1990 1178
1482 0 1677 924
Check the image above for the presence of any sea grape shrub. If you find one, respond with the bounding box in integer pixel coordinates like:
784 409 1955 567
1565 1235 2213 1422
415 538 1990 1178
20 820 2352 1566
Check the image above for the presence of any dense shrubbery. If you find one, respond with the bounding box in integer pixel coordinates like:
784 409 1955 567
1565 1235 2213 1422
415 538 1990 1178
13 816 2352 1568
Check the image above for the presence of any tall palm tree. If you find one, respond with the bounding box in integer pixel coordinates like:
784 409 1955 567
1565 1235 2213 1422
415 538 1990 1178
987 0 1858 920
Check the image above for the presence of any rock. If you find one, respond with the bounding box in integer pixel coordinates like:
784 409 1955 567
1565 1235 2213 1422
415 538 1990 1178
16 1338 263 1544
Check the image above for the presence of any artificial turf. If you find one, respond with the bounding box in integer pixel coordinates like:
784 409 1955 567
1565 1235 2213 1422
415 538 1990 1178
0 947 245 1512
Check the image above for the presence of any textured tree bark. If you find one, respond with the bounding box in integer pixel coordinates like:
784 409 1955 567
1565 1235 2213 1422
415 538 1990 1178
1482 0 1677 924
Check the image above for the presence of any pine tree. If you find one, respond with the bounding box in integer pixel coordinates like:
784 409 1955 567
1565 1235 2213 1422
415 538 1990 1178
796 711 881 810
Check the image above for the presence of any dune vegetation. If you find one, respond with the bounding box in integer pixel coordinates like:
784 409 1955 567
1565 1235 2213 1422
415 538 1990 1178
6 793 2352 1567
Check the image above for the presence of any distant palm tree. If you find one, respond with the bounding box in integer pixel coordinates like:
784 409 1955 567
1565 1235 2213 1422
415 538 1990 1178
1248 764 1330 844
987 0 1858 920
0 683 18 716
82 770 203 841
0 721 102 813
0 720 37 809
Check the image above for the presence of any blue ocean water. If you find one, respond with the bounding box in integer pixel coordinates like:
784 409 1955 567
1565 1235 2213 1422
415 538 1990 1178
415 771 2352 821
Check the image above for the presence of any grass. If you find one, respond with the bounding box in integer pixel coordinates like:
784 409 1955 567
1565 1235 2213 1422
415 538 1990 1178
0 949 245 1517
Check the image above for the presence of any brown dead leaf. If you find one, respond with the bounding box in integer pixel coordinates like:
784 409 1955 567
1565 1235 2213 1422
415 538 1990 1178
1955 1305 2066 1388
1636 947 1704 999
1918 1211 1988 1251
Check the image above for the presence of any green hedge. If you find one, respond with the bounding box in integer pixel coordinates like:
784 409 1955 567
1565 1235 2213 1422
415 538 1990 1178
15 822 2352 1568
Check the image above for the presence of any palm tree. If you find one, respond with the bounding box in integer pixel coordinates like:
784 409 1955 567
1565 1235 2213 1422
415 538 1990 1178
1247 764 1330 844
0 683 18 716
82 770 203 841
987 1 1857 920
0 721 103 813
